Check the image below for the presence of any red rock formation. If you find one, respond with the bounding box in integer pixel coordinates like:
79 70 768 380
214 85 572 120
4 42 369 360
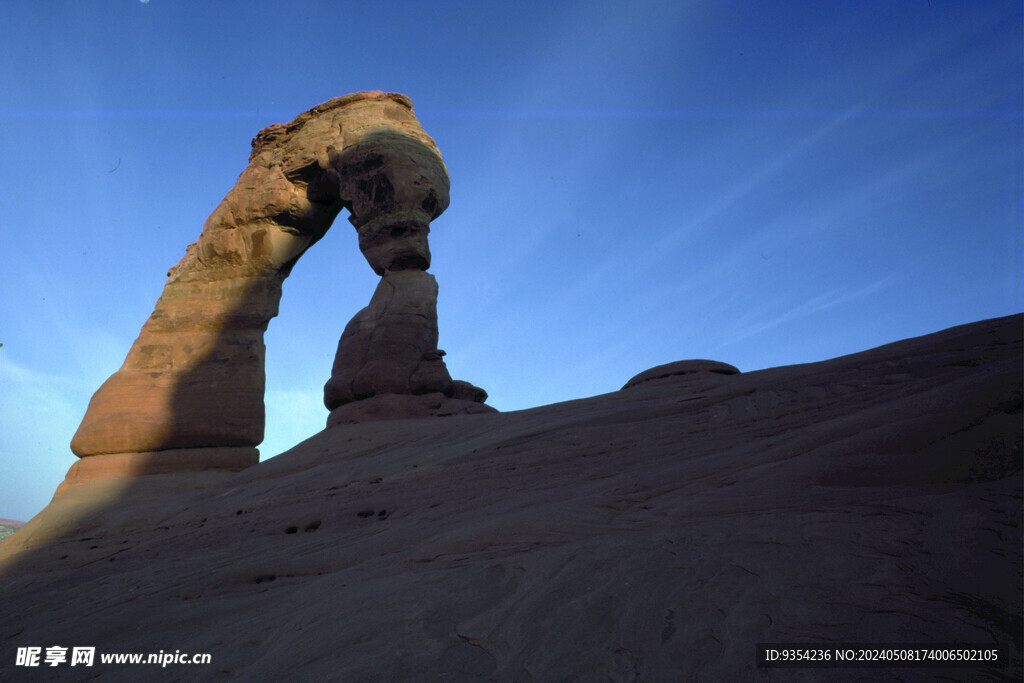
622 359 740 389
323 264 493 425
322 114 493 424
69 91 490 485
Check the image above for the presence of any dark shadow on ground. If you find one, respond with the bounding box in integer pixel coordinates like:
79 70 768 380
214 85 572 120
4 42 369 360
0 316 1020 680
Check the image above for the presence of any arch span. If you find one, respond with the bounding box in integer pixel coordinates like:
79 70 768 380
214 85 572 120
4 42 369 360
65 92 491 487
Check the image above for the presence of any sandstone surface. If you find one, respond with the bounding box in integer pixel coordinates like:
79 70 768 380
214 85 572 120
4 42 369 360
1 314 1019 680
622 359 741 389
326 392 498 426
324 270 453 406
321 113 491 422
52 448 258 498
323 269 494 422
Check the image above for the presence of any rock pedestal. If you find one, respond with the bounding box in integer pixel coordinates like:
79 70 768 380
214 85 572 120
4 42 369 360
321 127 493 423
325 270 452 404
323 269 493 425
66 91 492 490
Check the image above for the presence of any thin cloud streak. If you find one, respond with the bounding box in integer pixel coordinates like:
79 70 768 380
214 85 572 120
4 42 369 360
714 274 898 351
539 100 871 319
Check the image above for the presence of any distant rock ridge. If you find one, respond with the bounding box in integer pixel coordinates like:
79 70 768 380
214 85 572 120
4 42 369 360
66 91 492 487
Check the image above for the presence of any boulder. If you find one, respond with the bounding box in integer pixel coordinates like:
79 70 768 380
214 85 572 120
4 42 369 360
451 380 489 403
324 270 454 407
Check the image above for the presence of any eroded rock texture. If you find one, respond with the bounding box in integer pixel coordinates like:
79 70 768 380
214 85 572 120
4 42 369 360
321 110 493 424
70 91 489 479
325 270 452 405
322 269 493 425
3 315 1019 681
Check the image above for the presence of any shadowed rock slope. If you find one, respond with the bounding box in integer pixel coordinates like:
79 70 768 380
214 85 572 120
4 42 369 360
1 314 1020 681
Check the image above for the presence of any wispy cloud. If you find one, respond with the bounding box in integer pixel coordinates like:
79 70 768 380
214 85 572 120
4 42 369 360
647 102 869 264
714 274 898 350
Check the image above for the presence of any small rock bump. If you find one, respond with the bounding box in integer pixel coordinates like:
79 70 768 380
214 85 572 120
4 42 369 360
622 360 740 390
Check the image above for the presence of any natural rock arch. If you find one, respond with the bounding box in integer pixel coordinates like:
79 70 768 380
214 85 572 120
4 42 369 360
66 92 492 486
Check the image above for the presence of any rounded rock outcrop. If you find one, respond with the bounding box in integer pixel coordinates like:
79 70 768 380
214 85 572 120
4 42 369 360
622 359 740 390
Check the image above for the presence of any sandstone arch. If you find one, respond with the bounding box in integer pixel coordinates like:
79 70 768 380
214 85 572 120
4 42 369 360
66 92 491 486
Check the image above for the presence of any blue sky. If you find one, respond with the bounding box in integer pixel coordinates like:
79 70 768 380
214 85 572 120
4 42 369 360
1 0 1021 521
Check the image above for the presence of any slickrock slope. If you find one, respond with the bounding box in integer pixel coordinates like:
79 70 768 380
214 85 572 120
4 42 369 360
1 314 1020 681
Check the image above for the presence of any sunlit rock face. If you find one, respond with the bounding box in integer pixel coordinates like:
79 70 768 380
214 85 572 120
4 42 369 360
69 91 492 482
